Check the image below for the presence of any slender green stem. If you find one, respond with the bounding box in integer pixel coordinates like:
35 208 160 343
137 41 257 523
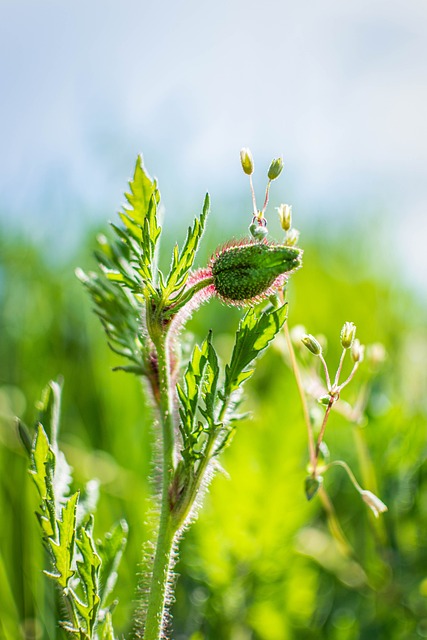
333 348 347 388
337 362 359 392
315 399 334 464
326 460 363 493
319 353 331 390
283 322 316 471
143 332 177 640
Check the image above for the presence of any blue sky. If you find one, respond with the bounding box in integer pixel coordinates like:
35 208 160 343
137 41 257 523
1 0 426 289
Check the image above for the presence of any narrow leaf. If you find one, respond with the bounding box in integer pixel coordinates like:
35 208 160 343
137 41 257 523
97 520 128 607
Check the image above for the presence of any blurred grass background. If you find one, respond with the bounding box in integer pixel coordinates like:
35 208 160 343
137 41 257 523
1 207 426 640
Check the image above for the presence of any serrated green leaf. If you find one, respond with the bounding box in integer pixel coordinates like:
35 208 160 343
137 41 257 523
123 154 160 226
29 424 56 535
224 303 288 397
74 522 101 632
201 338 220 425
97 520 128 607
77 268 147 372
48 491 79 589
77 155 163 378
178 335 210 440
163 193 210 301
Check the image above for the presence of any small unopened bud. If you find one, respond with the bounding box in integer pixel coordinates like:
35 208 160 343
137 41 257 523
360 490 388 518
301 334 322 356
240 147 254 175
318 394 332 406
340 321 356 349
267 157 284 180
249 218 268 240
285 228 300 246
351 338 365 363
305 475 323 501
277 203 292 231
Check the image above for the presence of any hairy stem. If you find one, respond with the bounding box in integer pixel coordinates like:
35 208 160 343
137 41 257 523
143 332 177 640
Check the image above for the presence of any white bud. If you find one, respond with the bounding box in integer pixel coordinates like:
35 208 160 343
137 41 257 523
361 490 388 518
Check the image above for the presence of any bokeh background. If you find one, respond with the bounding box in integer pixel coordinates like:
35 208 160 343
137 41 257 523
1 1 427 639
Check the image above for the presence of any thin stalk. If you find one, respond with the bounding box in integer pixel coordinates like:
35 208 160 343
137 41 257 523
261 179 272 215
333 348 347 388
326 459 363 493
319 353 331 390
337 362 360 391
315 399 334 463
249 175 258 216
143 332 177 640
283 322 316 472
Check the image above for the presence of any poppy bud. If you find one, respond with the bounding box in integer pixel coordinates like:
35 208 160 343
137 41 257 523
211 241 302 303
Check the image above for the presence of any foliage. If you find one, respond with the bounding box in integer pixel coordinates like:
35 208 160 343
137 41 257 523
0 156 426 639
20 381 127 639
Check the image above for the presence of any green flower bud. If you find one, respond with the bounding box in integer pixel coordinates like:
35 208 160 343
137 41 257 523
305 475 323 501
277 203 292 231
240 147 254 175
211 241 302 303
340 321 356 349
351 338 365 363
301 334 322 356
318 394 332 406
268 157 284 180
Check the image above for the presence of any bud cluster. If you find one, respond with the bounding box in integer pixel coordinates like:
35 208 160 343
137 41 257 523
239 148 290 244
